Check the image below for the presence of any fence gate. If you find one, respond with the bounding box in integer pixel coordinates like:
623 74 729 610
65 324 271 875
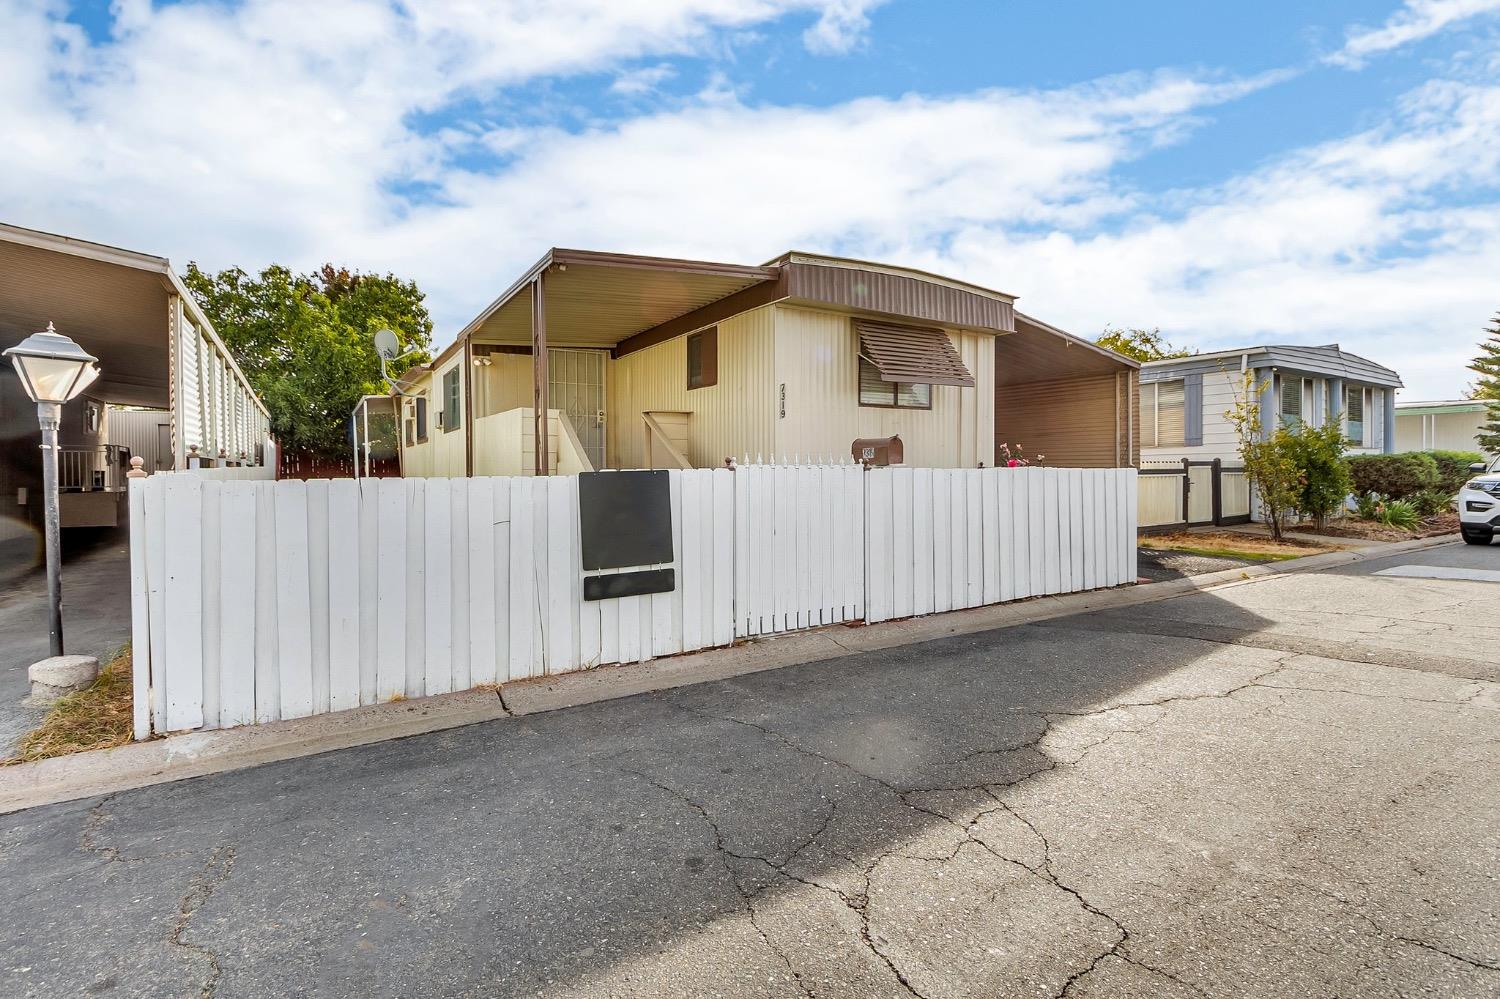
1138 459 1251 531
1186 461 1215 526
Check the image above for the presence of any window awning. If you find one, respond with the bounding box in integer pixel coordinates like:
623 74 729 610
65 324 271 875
856 319 975 387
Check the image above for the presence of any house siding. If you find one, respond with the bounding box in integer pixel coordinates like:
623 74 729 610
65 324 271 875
1142 369 1243 462
607 305 776 469
773 305 995 467
995 372 1133 468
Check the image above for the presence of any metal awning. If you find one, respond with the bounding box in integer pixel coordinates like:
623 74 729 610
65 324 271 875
855 319 975 387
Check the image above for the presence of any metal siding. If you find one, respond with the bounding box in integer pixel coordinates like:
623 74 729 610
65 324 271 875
607 305 776 468
785 263 1014 333
107 408 173 471
996 374 1123 468
774 306 994 467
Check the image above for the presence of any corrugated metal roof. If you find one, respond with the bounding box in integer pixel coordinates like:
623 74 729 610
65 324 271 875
786 261 1014 333
856 319 975 387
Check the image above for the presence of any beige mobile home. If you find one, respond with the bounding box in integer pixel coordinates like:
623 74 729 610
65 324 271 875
393 248 1138 477
1396 399 1496 457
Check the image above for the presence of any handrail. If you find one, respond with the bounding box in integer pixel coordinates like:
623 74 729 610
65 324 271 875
58 444 131 492
642 412 692 470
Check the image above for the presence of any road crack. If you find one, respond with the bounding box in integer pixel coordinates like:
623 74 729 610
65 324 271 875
169 845 237 999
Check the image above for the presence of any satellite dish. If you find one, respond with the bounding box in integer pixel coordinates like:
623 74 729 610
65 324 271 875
373 328 400 361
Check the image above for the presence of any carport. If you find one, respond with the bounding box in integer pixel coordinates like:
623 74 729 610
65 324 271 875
994 312 1140 467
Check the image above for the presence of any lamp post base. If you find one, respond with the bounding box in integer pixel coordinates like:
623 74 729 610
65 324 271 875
25 655 99 706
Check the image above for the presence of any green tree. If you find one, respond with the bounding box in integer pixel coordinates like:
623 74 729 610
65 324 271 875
1285 422 1353 531
1470 311 1500 453
1226 372 1302 540
1096 326 1195 362
183 262 432 459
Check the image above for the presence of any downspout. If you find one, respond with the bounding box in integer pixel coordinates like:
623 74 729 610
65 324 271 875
1114 372 1121 466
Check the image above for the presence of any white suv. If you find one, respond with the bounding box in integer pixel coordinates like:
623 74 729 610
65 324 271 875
1460 458 1500 546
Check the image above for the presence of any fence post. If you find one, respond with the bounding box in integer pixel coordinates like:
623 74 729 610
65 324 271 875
1211 458 1223 526
1181 458 1190 525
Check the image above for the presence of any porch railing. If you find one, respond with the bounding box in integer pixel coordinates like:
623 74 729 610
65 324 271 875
59 444 131 493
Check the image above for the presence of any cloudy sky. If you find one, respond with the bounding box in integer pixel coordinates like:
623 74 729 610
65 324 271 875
5 0 1499 398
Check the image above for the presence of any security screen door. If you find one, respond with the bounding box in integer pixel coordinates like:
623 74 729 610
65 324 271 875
548 348 607 470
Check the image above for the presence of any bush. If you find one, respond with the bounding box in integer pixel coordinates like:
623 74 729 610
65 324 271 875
1378 499 1420 530
1347 452 1439 499
1284 423 1352 529
1428 450 1487 494
1354 491 1384 519
1409 490 1451 517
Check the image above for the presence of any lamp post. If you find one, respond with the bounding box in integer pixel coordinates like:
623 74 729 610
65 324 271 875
4 323 100 657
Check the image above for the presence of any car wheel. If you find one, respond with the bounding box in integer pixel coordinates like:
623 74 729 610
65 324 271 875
1461 528 1493 546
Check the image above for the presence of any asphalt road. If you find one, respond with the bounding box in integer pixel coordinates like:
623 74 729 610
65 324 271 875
2 543 1497 998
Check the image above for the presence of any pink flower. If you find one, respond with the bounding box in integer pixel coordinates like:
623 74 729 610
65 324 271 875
1007 459 1021 467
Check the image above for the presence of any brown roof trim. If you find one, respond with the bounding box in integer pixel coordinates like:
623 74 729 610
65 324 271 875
613 271 788 358
1014 311 1141 370
765 250 1018 302
786 261 1015 333
551 248 778 282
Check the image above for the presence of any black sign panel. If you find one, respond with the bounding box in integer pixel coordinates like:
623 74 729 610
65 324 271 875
584 568 675 601
578 470 674 571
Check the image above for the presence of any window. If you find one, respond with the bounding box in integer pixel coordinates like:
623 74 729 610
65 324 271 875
442 369 461 432
686 327 718 390
414 397 429 442
1140 379 1185 448
1280 376 1304 429
858 357 931 409
1346 386 1365 445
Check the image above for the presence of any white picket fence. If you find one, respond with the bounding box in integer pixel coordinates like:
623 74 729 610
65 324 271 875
129 465 1137 739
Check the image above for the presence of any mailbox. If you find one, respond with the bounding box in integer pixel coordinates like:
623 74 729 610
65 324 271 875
851 435 904 466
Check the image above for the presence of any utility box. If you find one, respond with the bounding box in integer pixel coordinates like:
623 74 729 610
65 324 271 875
851 435 904 466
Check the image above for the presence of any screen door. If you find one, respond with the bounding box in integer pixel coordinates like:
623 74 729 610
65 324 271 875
548 348 607 470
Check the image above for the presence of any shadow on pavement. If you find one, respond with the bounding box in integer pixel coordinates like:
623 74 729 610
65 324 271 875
0 588 1291 998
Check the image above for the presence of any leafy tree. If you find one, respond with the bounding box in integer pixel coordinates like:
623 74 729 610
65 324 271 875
1226 372 1302 540
1096 326 1195 362
1470 311 1500 453
1284 422 1352 531
184 263 432 459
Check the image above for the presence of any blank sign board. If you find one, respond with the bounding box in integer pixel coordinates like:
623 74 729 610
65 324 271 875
578 470 674 571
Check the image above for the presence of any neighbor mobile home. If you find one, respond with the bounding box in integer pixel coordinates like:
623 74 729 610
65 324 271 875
392 248 1139 477
1139 344 1403 461
1395 399 1495 457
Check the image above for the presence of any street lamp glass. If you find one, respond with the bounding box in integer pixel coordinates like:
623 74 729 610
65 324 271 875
3 325 101 404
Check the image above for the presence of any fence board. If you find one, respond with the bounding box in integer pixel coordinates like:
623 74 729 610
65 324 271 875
199 480 222 728
357 479 380 703
404 479 426 697
161 476 204 731
252 481 279 722
450 482 472 691
467 480 498 686
424 478 453 696
327 479 360 712
273 480 313 720
305 480 330 715
375 478 407 701
128 480 153 740
892 467 914 620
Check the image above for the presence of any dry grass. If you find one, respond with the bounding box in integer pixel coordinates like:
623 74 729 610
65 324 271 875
1140 531 1331 561
1301 511 1461 542
4 646 135 765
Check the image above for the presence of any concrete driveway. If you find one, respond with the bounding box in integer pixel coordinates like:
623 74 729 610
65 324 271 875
1 543 1496 998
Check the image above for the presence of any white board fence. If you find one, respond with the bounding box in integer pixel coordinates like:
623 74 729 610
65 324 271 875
129 465 1137 739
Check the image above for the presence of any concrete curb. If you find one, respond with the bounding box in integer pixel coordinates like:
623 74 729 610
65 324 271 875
0 533 1460 814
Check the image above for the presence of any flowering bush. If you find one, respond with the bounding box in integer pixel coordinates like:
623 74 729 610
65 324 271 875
997 442 1042 467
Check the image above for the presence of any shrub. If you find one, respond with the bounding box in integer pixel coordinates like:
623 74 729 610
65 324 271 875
1354 491 1384 519
1346 452 1439 499
1428 450 1487 494
1284 423 1352 529
1408 489 1451 517
1378 499 1420 530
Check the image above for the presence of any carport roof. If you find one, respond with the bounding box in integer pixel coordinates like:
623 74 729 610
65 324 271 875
0 223 266 413
998 312 1139 386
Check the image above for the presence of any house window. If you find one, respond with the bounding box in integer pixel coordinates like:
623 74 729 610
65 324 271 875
1346 386 1365 445
1280 376 1304 429
687 327 718 390
1140 380 1185 448
858 357 931 409
442 368 461 432
415 396 429 442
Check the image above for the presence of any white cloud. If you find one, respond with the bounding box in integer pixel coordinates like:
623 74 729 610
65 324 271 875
2 1 1496 399
801 0 887 54
1328 0 1500 68
610 64 678 96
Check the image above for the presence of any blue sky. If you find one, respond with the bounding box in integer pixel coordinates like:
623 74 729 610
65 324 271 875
5 0 1500 397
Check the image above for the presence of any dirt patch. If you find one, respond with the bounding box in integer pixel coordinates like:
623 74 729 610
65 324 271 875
4 647 135 764
1139 531 1331 561
1297 511 1461 543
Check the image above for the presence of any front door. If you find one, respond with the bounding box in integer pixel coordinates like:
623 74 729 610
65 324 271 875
548 348 607 470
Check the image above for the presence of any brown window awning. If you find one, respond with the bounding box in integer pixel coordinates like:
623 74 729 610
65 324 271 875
855 319 975 387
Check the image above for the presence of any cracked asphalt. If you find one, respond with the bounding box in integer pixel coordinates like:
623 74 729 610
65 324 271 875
2 542 1497 998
